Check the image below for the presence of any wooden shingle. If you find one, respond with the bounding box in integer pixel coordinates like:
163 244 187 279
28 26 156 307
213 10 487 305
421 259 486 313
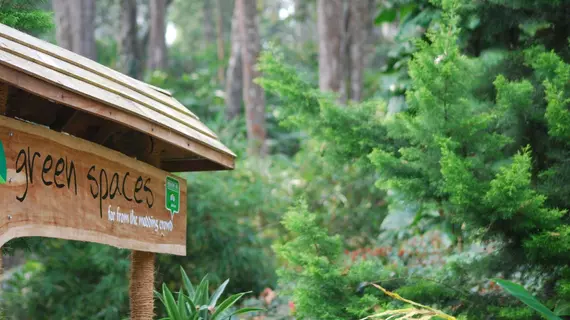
0 23 235 171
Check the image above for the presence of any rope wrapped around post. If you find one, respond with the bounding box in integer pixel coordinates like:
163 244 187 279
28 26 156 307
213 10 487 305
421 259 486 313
130 250 155 319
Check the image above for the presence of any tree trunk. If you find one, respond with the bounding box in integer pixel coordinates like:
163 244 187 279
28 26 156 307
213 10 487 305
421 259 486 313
294 0 313 45
118 0 140 78
70 0 97 60
339 0 349 104
53 0 72 50
225 3 243 120
148 0 168 71
53 0 96 60
202 0 215 50
237 0 267 156
348 0 369 102
317 0 344 95
294 0 309 22
215 0 225 84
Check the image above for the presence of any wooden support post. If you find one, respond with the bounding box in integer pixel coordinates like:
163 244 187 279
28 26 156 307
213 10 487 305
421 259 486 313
129 136 161 320
130 250 156 320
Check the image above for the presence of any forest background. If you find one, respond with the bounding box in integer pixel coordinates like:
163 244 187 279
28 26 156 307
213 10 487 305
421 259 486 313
0 0 569 319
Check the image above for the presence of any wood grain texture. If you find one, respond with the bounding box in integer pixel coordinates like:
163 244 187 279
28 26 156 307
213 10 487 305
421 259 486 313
0 23 195 119
0 64 235 170
0 22 236 171
0 50 233 156
0 116 187 255
0 36 217 139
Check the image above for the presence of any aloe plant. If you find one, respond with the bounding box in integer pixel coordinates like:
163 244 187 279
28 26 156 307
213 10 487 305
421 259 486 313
155 267 263 320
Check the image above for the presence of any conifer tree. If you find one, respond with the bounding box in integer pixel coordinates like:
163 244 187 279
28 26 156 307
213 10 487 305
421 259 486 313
260 0 570 317
0 0 52 33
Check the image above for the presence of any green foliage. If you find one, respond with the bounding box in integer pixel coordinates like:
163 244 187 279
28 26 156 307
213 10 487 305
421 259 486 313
287 141 388 248
369 0 570 268
156 267 263 320
525 46 570 140
261 0 570 318
2 242 130 320
3 0 570 318
159 158 284 295
258 48 391 247
274 201 386 320
0 0 52 33
365 283 457 320
154 118 286 296
258 48 390 167
494 279 563 320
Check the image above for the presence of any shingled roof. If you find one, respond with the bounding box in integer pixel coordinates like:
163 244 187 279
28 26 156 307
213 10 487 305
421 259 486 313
0 23 235 171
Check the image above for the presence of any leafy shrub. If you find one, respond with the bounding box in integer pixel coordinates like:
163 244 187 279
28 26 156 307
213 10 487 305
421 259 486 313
260 0 570 318
275 201 389 319
0 0 52 34
494 279 565 320
2 242 130 320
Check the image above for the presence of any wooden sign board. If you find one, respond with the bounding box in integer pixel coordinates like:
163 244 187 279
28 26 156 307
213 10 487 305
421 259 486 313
0 116 187 255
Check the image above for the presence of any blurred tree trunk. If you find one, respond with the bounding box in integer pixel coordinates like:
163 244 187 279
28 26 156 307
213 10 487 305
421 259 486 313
53 0 72 50
148 0 167 71
53 0 96 60
202 0 215 50
70 0 96 60
117 0 140 78
339 0 349 104
237 0 267 156
294 0 313 46
317 0 373 103
225 3 242 120
347 0 370 102
215 0 225 84
317 0 344 96
294 0 309 24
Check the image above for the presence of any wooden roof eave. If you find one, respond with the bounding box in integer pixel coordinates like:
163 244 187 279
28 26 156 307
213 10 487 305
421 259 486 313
0 23 197 120
0 36 218 139
0 24 236 172
0 63 236 171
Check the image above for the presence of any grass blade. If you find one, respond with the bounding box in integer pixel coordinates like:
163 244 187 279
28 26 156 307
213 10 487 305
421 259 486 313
209 279 229 308
183 294 197 316
163 284 182 320
178 290 188 318
155 290 165 306
493 279 562 320
194 275 209 306
180 266 195 298
225 307 265 319
211 292 250 320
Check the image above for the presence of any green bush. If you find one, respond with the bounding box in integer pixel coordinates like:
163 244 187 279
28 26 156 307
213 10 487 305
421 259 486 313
259 0 570 318
2 242 130 320
0 0 52 34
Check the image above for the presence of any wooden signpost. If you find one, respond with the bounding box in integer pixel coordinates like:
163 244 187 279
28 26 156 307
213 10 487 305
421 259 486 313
0 116 187 255
0 23 236 319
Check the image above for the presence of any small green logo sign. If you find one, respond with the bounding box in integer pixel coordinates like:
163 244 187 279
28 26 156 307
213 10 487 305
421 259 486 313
0 141 6 185
165 176 180 215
